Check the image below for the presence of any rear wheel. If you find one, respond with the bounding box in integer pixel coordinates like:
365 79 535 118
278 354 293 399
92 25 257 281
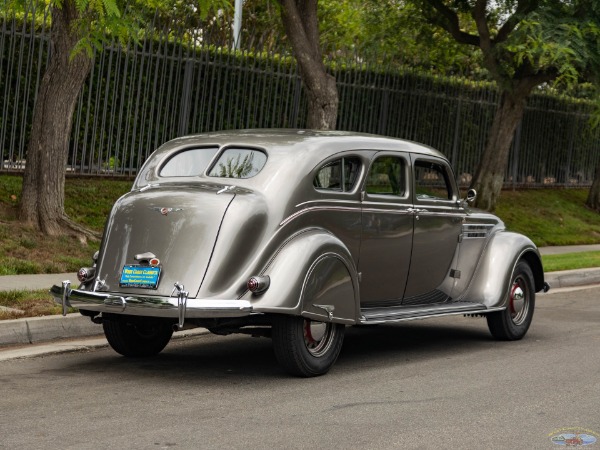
487 260 535 341
103 315 174 357
272 315 345 377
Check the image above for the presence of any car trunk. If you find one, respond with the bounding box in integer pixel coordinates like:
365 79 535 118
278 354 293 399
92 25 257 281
96 185 235 298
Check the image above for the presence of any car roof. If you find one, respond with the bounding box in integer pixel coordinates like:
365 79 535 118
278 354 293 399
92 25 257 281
162 129 447 160
133 129 449 190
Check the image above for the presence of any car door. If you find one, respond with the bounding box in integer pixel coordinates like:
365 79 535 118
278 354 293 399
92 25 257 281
401 155 465 305
358 152 413 306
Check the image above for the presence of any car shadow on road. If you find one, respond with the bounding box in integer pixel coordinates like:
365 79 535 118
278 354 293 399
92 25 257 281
47 317 512 383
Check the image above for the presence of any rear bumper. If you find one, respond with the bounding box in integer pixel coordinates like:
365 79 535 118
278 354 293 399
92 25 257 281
50 281 253 323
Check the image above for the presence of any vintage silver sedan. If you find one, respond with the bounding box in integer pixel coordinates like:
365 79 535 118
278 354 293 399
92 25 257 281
52 130 549 376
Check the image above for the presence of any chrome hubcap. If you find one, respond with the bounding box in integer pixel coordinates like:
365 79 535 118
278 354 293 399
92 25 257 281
303 319 334 357
509 279 528 325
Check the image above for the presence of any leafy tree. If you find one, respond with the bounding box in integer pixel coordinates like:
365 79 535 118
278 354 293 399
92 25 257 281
16 0 229 239
17 0 126 240
227 0 480 130
410 0 600 211
332 0 482 74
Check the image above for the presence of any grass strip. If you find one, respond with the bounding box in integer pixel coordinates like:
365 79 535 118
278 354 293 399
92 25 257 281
0 289 76 320
541 251 600 273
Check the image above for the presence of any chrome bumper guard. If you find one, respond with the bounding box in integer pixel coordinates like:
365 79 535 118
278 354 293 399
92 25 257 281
51 281 253 329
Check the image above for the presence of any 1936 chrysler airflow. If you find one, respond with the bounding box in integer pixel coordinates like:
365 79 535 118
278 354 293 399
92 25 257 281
51 129 550 377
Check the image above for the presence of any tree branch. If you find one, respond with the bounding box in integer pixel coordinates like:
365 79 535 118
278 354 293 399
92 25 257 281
514 68 559 97
470 0 506 82
493 0 539 44
473 0 491 51
423 0 480 47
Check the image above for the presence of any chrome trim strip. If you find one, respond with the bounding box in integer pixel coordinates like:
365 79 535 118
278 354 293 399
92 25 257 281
296 199 362 208
279 206 361 227
281 203 463 227
361 207 412 215
51 283 253 319
359 306 505 325
415 211 463 217
361 200 411 208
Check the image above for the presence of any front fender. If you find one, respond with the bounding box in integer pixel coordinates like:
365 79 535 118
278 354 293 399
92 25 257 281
243 228 360 324
458 231 545 308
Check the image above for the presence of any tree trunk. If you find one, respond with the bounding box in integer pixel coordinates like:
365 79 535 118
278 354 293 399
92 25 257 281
586 164 600 212
279 0 338 130
18 1 96 239
469 90 527 211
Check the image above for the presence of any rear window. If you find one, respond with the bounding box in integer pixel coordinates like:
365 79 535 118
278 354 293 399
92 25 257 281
208 148 267 179
159 147 219 177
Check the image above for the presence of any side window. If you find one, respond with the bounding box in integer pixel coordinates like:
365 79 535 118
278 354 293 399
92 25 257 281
414 160 453 200
365 156 407 197
314 157 361 192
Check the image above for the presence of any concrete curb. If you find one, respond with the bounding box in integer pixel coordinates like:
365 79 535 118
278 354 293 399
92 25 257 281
544 268 600 288
0 313 101 346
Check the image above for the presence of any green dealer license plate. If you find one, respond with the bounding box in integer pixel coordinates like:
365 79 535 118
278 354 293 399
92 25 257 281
119 265 161 289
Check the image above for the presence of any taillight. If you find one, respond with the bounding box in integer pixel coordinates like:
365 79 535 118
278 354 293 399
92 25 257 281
77 267 96 283
247 275 270 294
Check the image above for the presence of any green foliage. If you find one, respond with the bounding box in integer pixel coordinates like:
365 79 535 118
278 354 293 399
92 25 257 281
413 0 600 90
357 0 482 73
503 6 600 88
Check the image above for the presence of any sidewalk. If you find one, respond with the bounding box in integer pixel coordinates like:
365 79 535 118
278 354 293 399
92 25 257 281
0 272 78 291
0 245 598 354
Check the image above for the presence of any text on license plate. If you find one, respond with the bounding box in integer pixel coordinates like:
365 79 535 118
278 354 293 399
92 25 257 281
120 265 161 289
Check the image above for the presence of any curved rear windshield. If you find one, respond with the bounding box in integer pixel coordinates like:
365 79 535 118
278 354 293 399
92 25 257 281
207 148 267 179
159 147 219 177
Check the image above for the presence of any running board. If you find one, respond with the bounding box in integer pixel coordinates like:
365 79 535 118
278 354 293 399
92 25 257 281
359 302 505 325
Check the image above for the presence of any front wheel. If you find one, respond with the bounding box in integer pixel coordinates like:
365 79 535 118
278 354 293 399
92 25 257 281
487 260 535 341
103 315 174 357
272 315 345 377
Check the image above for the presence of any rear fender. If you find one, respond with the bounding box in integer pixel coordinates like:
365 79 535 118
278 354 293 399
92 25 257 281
245 228 360 324
458 231 545 308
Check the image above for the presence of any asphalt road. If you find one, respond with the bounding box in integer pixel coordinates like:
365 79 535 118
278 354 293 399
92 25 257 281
1 287 599 450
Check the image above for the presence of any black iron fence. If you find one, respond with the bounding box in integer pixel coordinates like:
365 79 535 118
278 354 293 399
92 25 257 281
2 8 599 186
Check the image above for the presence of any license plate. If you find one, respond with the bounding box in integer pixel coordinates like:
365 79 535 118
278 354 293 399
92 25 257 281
119 265 161 289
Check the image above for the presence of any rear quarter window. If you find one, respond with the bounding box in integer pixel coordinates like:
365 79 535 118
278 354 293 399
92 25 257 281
314 157 361 192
